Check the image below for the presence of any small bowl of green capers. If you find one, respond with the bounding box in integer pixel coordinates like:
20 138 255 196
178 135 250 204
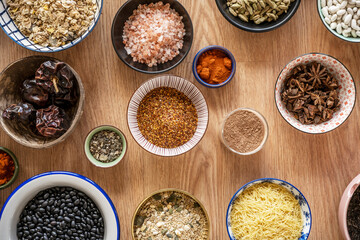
84 125 127 168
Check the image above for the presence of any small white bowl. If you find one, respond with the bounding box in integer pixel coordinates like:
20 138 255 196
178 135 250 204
226 178 312 240
338 174 360 240
221 108 269 155
275 53 356 134
0 171 120 239
127 75 209 157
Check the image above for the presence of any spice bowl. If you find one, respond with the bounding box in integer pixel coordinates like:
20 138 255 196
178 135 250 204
215 0 301 33
275 53 356 134
111 0 193 74
0 0 103 52
226 178 311 240
0 171 120 239
132 188 210 239
221 108 268 155
84 125 127 168
0 147 19 190
127 75 208 157
339 174 360 240
317 0 360 43
192 45 236 88
0 55 85 148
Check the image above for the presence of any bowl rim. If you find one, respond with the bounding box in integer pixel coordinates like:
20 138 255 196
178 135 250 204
192 45 236 88
84 125 128 168
316 0 360 43
0 146 19 190
0 0 104 52
274 52 357 135
215 0 301 33
0 171 121 239
338 174 360 240
226 177 312 240
0 55 85 148
126 74 209 157
110 0 194 74
131 188 211 240
221 107 269 155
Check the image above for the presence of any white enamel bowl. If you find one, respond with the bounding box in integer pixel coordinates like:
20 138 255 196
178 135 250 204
0 171 120 239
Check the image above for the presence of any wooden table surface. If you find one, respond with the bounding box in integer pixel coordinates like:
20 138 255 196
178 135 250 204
1 0 359 239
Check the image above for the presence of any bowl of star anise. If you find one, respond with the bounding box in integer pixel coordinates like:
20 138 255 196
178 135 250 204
0 56 85 148
275 53 356 134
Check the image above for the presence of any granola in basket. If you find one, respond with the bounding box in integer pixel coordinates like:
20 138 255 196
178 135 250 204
7 0 97 47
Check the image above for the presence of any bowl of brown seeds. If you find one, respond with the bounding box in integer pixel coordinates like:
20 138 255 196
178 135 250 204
84 125 127 168
127 75 208 157
132 189 210 240
275 53 356 134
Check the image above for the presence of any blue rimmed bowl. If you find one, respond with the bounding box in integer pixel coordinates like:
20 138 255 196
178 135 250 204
0 0 103 52
0 171 120 239
192 45 236 88
226 178 311 240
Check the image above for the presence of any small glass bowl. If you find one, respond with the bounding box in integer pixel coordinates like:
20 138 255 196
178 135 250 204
192 45 236 88
221 108 269 155
0 147 19 190
84 125 127 168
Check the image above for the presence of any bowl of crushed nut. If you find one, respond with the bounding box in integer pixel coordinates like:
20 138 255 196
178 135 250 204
0 0 103 52
215 0 301 33
132 188 210 239
275 53 356 134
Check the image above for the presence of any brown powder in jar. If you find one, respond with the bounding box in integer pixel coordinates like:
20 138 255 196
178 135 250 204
223 110 265 153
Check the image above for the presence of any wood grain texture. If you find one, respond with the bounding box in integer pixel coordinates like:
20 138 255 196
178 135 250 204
0 0 359 239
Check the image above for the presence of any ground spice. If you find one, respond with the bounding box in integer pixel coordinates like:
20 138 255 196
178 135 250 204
137 87 198 148
347 186 360 239
196 49 232 84
223 110 265 153
0 150 15 185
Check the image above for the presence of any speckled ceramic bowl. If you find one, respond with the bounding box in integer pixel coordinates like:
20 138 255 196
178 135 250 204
226 178 312 240
0 147 19 190
275 53 356 134
127 75 208 157
339 174 360 240
84 125 127 168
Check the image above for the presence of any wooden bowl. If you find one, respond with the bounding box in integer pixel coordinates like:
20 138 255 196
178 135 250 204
0 56 85 148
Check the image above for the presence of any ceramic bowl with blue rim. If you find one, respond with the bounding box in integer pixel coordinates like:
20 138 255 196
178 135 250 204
0 171 120 239
0 0 103 52
226 178 311 240
192 45 236 88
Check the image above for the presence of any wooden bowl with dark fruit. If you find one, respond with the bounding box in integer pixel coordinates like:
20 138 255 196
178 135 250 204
0 56 85 148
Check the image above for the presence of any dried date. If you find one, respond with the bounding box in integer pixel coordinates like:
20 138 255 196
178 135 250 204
36 105 69 138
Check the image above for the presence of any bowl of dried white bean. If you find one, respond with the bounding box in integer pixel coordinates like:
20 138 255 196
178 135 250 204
0 0 103 52
215 0 301 33
318 0 360 42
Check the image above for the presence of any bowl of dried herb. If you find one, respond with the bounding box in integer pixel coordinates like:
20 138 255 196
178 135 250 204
132 189 210 239
275 53 356 134
339 174 360 240
0 55 85 148
84 125 127 168
127 75 208 157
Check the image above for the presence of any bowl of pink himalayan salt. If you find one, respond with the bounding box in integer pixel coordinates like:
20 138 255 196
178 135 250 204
111 0 193 74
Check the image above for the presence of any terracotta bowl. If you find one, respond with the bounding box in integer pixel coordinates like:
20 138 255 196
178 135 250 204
0 56 85 148
339 174 360 240
275 53 356 134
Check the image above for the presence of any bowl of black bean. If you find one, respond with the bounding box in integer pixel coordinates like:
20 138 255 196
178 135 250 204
0 171 120 239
